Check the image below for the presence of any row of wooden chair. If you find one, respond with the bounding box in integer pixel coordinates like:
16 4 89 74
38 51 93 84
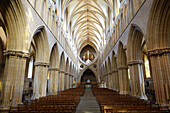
92 88 169 113
9 88 85 113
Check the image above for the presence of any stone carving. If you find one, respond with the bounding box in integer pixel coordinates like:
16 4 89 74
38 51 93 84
127 60 143 65
34 62 49 67
48 67 59 71
111 69 118 73
148 48 170 56
59 70 65 73
3 50 29 58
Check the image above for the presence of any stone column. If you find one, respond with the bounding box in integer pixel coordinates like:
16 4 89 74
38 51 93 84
106 75 109 88
48 67 59 95
70 75 74 88
108 72 112 89
65 73 70 89
103 75 107 88
111 69 119 91
118 66 130 94
1 50 28 107
128 60 147 100
32 62 49 99
148 48 170 105
64 73 67 90
72 76 75 88
59 71 65 91
69 75 72 88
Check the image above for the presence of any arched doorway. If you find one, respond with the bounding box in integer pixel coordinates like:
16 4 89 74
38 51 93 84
81 69 97 85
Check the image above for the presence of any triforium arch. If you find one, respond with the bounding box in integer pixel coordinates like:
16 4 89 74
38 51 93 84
31 27 50 99
111 51 119 91
147 0 170 105
48 43 60 95
117 41 129 95
59 51 65 91
127 24 147 100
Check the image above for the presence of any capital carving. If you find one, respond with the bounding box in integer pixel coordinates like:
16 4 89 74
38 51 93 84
59 70 65 73
148 48 170 56
103 74 108 76
111 69 118 73
34 62 49 67
48 67 59 71
65 72 70 75
4 50 29 58
128 60 143 65
70 74 74 77
108 72 112 75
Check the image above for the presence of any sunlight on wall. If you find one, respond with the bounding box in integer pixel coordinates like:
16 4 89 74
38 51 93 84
47 71 49 80
0 27 7 46
128 68 130 79
144 55 151 78
28 58 33 78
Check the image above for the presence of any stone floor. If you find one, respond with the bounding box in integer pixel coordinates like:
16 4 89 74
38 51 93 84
75 88 101 113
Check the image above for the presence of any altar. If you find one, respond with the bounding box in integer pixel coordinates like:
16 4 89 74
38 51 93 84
84 79 92 89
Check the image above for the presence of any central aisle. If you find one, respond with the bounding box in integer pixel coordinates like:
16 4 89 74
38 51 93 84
75 88 101 113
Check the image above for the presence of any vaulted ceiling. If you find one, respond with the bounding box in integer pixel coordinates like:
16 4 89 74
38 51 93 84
62 0 115 52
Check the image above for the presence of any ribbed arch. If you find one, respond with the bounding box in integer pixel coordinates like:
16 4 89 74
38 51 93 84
62 0 112 51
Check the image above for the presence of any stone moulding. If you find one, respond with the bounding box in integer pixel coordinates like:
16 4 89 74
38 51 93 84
111 69 118 73
48 67 59 71
127 60 143 65
34 62 49 67
59 70 65 73
3 50 29 58
148 48 170 56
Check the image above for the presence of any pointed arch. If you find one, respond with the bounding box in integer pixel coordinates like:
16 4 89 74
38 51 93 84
59 52 65 71
65 57 69 89
31 27 49 62
111 51 117 69
117 41 129 94
127 24 144 62
80 68 97 84
146 0 170 105
78 66 98 82
107 57 111 72
49 43 59 68
127 24 147 99
59 51 65 91
117 42 127 67
0 0 27 51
